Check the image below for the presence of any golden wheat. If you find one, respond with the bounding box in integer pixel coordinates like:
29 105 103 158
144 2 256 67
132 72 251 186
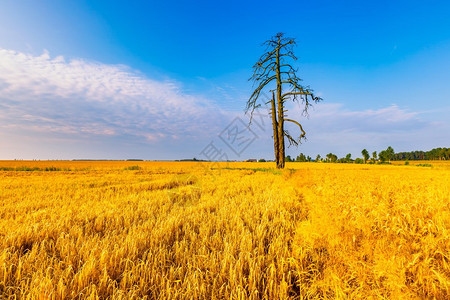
0 161 449 298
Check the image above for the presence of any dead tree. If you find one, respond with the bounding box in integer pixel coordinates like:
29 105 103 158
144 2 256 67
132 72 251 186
246 33 322 169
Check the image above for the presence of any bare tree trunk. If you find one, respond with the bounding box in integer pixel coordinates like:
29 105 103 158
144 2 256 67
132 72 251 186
270 91 280 165
247 33 322 169
275 44 285 169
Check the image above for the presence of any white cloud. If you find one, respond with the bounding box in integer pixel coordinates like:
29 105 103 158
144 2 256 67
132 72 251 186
277 102 449 157
303 103 424 133
0 48 228 144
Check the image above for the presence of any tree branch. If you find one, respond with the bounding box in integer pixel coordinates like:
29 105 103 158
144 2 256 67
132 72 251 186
285 118 306 139
284 130 299 147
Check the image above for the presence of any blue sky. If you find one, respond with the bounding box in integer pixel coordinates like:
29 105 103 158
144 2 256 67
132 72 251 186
0 0 449 160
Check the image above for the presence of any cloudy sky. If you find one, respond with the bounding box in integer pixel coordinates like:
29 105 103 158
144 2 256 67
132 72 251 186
1 0 449 160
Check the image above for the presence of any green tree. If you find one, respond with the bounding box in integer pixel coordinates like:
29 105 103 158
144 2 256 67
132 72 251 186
326 153 337 163
361 149 369 164
379 150 387 163
315 154 321 162
386 146 395 162
246 33 321 169
285 155 292 162
355 158 364 164
345 153 352 163
372 151 377 163
296 153 306 162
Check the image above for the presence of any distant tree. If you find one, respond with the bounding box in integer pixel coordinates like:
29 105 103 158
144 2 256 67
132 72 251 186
246 33 322 169
355 158 364 164
345 153 352 163
258 158 266 162
378 150 387 163
372 151 377 163
361 149 370 164
300 153 306 162
285 155 292 162
386 146 395 162
307 156 312 162
315 154 321 162
326 153 337 163
296 153 306 162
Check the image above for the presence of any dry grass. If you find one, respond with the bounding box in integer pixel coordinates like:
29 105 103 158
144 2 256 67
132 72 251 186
0 161 449 299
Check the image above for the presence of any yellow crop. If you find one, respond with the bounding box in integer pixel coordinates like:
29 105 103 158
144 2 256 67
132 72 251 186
0 161 449 298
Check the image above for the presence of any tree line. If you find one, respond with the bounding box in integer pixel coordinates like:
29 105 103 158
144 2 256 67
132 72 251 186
282 147 450 163
393 148 450 161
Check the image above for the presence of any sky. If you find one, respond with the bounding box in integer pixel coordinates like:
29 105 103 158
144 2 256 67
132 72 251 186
0 0 449 160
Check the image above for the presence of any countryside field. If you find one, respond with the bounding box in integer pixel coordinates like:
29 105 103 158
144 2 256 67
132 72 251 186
0 160 449 299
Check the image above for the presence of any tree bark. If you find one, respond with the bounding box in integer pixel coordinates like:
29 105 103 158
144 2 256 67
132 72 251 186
270 91 280 166
275 40 285 169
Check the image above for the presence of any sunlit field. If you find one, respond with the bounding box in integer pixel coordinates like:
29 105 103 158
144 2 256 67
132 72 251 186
0 161 449 298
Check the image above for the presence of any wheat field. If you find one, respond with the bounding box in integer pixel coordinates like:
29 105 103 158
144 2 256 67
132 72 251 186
0 160 449 299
